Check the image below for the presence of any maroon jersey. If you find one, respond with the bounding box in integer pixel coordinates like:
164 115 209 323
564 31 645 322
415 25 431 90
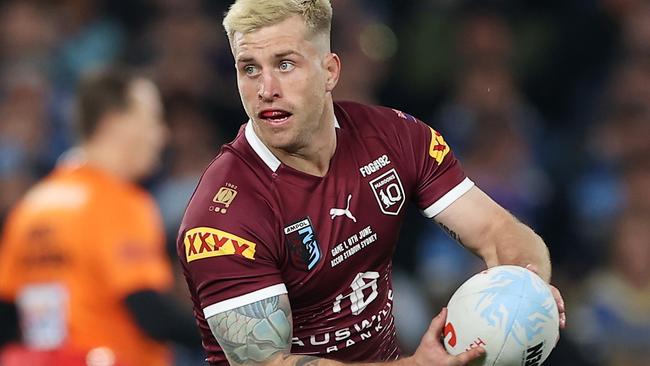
177 101 473 365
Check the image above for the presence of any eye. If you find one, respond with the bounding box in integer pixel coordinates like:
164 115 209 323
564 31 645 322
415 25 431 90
244 65 259 76
279 61 295 72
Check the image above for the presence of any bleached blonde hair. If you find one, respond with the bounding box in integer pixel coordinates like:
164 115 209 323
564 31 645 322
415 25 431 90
223 0 332 45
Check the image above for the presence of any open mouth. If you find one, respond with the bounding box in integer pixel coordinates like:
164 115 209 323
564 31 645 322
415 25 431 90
259 109 293 124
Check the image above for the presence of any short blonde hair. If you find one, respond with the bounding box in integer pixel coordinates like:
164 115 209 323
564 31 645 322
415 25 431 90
223 0 332 44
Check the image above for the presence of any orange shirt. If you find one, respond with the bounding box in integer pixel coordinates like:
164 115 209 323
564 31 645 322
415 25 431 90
0 163 173 366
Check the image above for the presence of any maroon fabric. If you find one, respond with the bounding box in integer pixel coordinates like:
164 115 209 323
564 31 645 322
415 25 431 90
177 101 467 365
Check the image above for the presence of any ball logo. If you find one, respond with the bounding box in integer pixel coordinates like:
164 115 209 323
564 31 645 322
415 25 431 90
477 269 556 346
443 322 457 347
525 342 545 366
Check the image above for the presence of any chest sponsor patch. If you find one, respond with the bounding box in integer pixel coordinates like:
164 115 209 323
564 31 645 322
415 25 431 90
184 227 256 262
284 217 321 271
369 168 405 216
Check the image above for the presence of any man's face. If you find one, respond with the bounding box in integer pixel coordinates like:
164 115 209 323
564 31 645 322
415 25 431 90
117 79 167 180
233 15 337 152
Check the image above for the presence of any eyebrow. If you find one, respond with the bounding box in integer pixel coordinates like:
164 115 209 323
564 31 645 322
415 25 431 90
237 56 255 64
236 50 302 64
274 50 301 59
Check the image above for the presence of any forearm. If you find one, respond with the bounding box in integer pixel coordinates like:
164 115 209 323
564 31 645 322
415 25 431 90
481 214 551 282
434 187 552 282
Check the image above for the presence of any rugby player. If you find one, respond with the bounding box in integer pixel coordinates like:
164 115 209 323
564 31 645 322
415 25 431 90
178 1 566 365
0 69 199 366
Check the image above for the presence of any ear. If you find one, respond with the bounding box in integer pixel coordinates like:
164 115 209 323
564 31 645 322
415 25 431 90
324 53 341 93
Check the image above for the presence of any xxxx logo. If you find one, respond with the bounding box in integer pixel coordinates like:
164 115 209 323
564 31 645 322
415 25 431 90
429 128 450 164
184 227 256 262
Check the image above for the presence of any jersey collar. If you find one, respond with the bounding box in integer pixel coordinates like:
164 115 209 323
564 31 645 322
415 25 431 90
244 117 340 173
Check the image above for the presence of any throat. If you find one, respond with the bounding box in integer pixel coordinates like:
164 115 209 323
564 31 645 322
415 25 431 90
298 161 331 177
272 135 337 177
280 150 334 177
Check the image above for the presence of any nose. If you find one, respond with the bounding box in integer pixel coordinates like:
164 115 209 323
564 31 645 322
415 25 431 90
258 71 280 102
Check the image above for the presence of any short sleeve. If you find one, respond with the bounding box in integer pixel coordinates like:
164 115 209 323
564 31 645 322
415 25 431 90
99 193 173 297
177 174 286 319
388 108 474 218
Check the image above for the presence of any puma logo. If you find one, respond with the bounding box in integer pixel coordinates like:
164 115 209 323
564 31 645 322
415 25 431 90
330 194 357 222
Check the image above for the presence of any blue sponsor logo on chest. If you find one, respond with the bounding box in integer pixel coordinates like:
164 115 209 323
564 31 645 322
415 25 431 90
284 217 321 270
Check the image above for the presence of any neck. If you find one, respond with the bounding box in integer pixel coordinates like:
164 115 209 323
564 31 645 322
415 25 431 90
270 100 337 177
77 139 131 181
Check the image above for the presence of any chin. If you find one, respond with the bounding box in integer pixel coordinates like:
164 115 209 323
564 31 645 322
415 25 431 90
268 136 304 153
133 162 160 181
257 128 296 149
267 140 296 151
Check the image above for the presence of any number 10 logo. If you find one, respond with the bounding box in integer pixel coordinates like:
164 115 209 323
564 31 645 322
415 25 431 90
369 169 405 216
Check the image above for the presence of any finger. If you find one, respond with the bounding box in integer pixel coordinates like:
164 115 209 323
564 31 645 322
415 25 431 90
551 286 567 329
429 307 447 335
525 263 541 275
452 347 485 365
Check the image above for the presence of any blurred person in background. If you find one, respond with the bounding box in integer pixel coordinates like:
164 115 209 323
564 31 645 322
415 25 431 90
329 0 392 105
0 68 199 366
154 95 224 252
568 207 650 365
570 58 650 268
0 1 58 222
142 0 221 100
152 96 225 365
0 67 51 223
433 10 551 224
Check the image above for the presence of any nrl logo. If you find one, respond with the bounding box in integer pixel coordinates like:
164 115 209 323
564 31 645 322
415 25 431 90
369 168 405 216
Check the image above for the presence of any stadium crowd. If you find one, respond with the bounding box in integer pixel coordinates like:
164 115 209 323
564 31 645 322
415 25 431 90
0 0 648 365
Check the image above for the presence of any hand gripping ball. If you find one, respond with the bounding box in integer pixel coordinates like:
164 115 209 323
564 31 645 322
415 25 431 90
443 265 559 366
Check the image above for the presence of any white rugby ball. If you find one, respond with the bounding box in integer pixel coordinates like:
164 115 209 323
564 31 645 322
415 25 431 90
443 265 559 366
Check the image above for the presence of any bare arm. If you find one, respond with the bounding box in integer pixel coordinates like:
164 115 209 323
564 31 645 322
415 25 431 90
434 186 551 281
207 294 483 366
207 294 367 366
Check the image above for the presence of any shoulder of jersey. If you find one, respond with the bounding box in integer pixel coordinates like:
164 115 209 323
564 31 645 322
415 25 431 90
18 167 108 214
184 146 275 220
335 101 421 134
178 147 277 262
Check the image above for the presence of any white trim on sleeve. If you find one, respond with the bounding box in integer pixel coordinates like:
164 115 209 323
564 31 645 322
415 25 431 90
421 177 475 218
202 283 288 318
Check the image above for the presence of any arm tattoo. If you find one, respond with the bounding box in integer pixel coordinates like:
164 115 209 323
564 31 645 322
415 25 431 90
438 222 465 246
208 295 293 365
